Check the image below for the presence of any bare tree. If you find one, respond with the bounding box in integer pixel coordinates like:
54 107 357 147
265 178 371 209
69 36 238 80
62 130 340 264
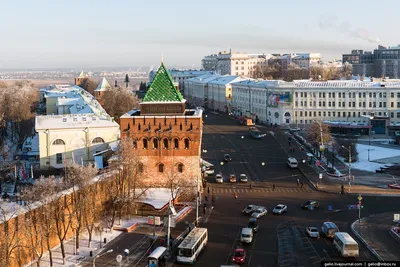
305 122 331 149
102 86 140 123
251 64 281 80
53 194 72 265
283 64 309 81
22 176 60 267
0 199 23 267
84 178 99 248
79 78 98 96
310 65 324 80
64 164 97 255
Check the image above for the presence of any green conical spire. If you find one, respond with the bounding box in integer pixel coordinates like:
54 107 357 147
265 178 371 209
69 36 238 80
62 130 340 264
142 63 184 102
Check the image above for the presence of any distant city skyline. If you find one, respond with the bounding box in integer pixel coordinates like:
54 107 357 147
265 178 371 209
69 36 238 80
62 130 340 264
0 0 398 69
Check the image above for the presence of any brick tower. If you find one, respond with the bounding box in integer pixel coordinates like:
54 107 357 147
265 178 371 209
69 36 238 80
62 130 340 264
120 62 203 191
94 77 111 106
75 71 88 86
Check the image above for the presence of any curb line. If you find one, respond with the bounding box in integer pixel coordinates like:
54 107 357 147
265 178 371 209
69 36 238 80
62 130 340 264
351 220 384 261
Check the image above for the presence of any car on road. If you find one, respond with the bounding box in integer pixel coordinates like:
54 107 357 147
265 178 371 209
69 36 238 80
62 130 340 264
248 218 259 232
321 222 339 238
215 173 223 183
240 174 248 183
251 207 267 218
273 204 288 214
232 248 246 264
229 174 237 183
224 154 232 162
242 205 258 215
240 228 253 243
306 227 320 238
301 200 319 210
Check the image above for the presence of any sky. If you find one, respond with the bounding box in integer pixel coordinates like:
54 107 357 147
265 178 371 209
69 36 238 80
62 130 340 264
0 0 399 70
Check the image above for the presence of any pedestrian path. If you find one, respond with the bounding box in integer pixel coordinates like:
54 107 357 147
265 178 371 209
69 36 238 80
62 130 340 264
211 186 313 194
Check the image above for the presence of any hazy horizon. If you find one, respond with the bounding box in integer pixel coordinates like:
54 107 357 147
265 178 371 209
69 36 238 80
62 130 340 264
0 0 398 69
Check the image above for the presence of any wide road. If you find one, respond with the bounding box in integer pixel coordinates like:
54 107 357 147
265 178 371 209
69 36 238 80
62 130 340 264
173 112 400 267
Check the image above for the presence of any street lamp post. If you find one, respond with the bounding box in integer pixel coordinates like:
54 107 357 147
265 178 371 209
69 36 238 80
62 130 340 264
341 145 352 193
93 249 113 267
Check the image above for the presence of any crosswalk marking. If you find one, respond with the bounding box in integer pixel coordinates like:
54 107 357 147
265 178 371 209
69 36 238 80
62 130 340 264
211 186 312 194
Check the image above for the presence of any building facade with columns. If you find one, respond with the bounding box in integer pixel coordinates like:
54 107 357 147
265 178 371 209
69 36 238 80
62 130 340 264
120 63 203 187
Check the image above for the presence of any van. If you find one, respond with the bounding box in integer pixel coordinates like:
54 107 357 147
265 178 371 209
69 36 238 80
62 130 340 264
333 232 359 258
287 157 298 168
321 222 339 238
240 228 253 243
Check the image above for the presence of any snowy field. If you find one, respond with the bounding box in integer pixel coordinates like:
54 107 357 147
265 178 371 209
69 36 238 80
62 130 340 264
346 144 400 172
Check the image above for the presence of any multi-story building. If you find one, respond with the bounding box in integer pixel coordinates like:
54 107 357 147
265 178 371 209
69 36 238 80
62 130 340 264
277 53 322 72
343 45 400 78
36 83 119 170
202 50 267 77
185 76 400 135
120 62 203 187
184 74 246 112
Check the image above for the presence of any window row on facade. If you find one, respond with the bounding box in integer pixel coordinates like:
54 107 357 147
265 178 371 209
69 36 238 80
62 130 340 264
294 91 400 99
52 137 104 145
295 110 400 118
134 122 194 132
294 101 399 108
133 138 191 150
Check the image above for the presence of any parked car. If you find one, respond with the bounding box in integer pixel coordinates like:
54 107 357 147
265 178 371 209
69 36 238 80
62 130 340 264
242 205 258 215
301 200 319 210
248 218 259 232
215 173 223 183
273 204 288 214
232 248 246 264
240 174 248 183
229 174 237 183
224 154 232 162
251 207 267 218
306 227 320 238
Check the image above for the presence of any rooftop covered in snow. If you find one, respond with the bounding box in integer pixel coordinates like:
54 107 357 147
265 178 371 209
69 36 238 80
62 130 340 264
35 114 119 130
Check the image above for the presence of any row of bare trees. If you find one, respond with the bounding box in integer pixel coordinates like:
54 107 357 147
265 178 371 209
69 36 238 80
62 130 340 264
251 62 353 81
0 136 197 266
0 81 38 153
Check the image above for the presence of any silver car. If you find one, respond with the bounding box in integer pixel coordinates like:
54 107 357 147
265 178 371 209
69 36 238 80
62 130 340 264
251 207 267 218
272 204 287 214
242 205 258 215
215 173 223 183
306 227 320 238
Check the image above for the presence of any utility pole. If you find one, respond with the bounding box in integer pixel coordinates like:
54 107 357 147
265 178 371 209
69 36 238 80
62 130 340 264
196 176 199 226
167 200 171 250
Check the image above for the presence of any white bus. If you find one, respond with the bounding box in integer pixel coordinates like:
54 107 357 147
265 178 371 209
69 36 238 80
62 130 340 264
177 227 208 264
333 232 359 258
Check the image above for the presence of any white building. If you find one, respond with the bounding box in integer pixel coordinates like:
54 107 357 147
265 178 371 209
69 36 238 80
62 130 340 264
148 69 215 90
36 84 120 169
185 76 400 135
202 50 267 77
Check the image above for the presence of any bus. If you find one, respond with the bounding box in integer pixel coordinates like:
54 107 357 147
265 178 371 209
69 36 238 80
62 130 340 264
177 227 208 264
333 232 359 258
148 246 167 267
201 159 215 177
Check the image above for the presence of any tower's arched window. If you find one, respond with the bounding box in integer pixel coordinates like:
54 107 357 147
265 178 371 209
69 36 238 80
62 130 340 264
92 137 104 144
177 163 184 173
143 139 148 149
180 123 182 131
133 140 137 149
163 138 169 149
138 123 141 131
184 138 190 149
174 138 179 149
153 139 159 149
190 123 193 131
158 163 164 173
52 139 65 145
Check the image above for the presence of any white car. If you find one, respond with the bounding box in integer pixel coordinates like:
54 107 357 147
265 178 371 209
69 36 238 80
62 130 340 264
272 204 287 214
306 227 320 238
215 174 223 183
251 207 267 218
240 174 248 183
242 205 258 215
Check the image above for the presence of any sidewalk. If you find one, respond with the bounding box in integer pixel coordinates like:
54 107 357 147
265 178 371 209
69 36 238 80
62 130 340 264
24 207 193 267
351 212 400 261
273 130 400 196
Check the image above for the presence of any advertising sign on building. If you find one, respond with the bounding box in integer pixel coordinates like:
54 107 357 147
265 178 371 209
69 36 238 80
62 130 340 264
267 93 292 107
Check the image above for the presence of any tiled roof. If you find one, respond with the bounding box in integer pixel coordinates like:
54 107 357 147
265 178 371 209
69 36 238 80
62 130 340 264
143 63 184 103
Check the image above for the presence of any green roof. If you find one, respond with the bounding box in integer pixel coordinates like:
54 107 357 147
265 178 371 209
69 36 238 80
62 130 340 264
142 63 184 102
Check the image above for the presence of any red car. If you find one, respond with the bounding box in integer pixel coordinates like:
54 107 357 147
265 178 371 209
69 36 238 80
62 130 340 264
232 248 246 264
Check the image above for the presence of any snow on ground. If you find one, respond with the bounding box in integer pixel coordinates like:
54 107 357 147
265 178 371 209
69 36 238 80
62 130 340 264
344 144 400 172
